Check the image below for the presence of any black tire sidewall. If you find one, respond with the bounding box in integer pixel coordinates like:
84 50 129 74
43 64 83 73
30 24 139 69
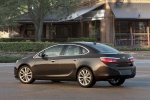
108 78 125 86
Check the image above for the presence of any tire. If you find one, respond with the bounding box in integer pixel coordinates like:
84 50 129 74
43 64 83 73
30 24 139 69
51 80 61 82
77 67 96 88
108 78 125 86
18 65 35 84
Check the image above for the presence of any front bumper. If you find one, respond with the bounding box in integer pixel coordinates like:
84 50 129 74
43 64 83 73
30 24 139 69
14 67 18 78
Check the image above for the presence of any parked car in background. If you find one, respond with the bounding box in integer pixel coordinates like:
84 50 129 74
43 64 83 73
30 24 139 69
14 42 136 87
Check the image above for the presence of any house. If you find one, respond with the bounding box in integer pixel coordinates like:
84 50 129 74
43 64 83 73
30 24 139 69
1 0 150 46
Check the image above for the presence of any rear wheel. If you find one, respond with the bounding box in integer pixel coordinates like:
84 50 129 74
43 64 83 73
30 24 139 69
77 67 96 88
18 66 35 84
108 78 125 86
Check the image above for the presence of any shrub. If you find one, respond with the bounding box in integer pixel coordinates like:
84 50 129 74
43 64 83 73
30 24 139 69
115 46 150 51
0 38 96 42
0 56 23 63
67 37 97 42
0 42 54 52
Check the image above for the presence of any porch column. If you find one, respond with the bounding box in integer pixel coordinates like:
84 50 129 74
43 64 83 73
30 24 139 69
147 25 150 46
81 21 84 37
46 24 50 39
112 16 115 46
130 22 133 46
88 21 92 37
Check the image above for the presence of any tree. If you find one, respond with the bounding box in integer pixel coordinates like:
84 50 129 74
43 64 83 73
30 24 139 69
0 0 80 41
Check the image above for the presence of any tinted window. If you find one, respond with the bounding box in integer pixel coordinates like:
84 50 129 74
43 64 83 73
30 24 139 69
89 43 119 54
64 45 80 56
63 45 89 56
44 45 64 57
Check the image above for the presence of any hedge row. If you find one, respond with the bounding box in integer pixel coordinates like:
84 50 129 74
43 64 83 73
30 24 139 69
0 42 54 52
116 46 150 51
0 37 97 42
0 56 23 63
0 42 150 53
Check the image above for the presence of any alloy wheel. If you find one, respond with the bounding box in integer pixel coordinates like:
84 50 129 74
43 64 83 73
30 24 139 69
77 68 95 87
18 66 35 84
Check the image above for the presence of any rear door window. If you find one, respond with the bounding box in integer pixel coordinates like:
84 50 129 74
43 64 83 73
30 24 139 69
90 43 119 54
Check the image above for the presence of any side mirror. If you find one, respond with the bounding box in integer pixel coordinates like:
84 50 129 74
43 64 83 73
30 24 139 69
38 52 46 58
41 53 46 58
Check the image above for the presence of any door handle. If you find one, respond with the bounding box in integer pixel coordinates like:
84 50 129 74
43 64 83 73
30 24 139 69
73 59 77 61
51 60 56 62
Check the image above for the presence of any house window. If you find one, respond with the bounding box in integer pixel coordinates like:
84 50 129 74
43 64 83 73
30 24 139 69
115 21 130 33
132 22 147 33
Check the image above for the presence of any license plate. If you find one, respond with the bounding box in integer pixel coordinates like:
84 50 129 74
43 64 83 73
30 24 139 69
119 69 132 75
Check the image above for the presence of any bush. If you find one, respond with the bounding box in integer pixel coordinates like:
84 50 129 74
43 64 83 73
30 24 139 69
116 46 150 51
0 38 97 42
0 56 23 63
67 37 97 42
0 42 54 52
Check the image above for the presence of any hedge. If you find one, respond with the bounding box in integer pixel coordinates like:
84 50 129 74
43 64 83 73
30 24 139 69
1 42 150 53
0 56 23 63
0 42 54 52
0 37 97 42
116 46 150 51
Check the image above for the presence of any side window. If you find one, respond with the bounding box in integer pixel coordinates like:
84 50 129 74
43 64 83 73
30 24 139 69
44 45 64 57
81 47 88 54
64 45 80 56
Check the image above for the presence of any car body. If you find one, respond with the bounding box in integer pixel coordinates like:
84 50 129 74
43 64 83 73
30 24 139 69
14 42 136 87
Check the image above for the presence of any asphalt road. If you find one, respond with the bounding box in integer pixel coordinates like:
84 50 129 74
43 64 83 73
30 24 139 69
0 60 150 100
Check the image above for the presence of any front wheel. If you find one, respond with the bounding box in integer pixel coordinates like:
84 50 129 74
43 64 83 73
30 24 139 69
18 66 35 84
77 68 96 88
108 78 125 86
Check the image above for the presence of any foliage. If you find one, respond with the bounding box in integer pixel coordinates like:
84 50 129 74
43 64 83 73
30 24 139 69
67 37 97 42
0 0 80 41
0 42 54 52
0 37 96 42
116 46 150 51
0 56 23 63
89 26 99 38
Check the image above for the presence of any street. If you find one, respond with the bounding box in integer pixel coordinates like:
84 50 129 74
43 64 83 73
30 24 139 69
0 60 150 100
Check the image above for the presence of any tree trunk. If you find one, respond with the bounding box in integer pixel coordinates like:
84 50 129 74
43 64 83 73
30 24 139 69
34 21 43 42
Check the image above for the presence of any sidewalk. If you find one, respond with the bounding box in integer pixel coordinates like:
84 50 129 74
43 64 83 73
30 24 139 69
0 59 150 67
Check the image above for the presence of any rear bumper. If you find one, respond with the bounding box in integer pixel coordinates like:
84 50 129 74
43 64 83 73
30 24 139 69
94 66 136 80
14 67 18 78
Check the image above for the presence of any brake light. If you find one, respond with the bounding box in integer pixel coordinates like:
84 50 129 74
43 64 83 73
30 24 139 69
128 57 134 62
100 57 119 63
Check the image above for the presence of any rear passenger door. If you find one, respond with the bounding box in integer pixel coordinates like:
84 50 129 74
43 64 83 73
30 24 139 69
57 45 82 78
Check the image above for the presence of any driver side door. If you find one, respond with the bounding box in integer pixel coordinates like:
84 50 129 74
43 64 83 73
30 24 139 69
33 45 64 78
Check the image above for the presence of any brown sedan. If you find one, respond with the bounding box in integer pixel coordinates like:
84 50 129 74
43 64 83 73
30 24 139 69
14 42 136 87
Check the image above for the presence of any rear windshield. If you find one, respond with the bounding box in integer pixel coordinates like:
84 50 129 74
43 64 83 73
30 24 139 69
89 43 119 54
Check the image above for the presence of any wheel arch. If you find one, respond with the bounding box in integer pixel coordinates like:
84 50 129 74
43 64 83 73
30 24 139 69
17 64 33 77
76 65 95 79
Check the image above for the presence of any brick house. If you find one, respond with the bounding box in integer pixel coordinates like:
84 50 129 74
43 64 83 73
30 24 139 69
1 0 150 46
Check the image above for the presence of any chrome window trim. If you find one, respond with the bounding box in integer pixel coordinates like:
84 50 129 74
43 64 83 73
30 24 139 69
33 44 89 59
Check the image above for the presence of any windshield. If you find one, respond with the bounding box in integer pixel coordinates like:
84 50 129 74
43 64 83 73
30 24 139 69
89 43 119 54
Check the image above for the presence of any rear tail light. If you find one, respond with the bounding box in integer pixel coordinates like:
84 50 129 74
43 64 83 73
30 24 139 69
128 57 134 62
100 57 120 63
